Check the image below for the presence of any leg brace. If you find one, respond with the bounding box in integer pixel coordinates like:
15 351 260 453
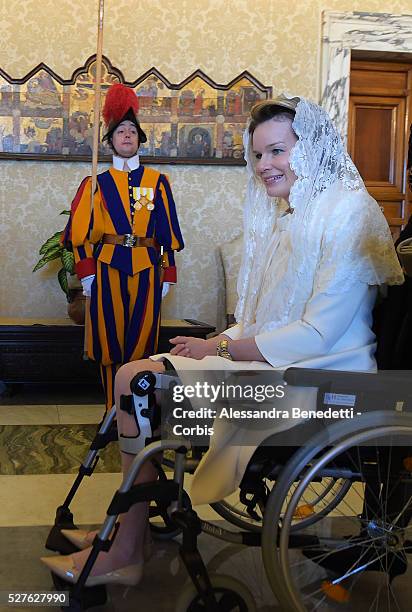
118 370 179 455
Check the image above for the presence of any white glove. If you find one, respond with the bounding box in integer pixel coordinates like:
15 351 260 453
81 274 95 297
162 282 170 298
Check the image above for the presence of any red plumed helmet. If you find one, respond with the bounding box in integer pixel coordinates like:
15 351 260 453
102 83 138 128
102 83 147 143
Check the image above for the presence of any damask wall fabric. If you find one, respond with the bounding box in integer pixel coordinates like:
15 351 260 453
1 0 411 327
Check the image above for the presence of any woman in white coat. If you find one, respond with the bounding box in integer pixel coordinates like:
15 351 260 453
42 95 403 585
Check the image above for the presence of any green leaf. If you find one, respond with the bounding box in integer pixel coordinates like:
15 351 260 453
61 249 75 274
60 209 70 216
32 257 48 272
33 245 62 272
39 231 63 255
40 244 62 261
57 267 69 297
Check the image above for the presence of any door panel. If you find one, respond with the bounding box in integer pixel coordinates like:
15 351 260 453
349 60 412 235
378 202 404 219
352 105 394 182
350 67 407 97
348 96 405 195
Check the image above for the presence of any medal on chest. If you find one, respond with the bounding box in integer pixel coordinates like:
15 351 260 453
132 187 155 211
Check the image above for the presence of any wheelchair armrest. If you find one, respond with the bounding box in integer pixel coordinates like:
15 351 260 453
284 368 368 388
284 367 412 397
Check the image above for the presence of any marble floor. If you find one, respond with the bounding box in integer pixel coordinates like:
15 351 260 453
1 383 411 611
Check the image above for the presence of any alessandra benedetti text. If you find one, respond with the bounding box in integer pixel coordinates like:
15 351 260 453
172 406 358 420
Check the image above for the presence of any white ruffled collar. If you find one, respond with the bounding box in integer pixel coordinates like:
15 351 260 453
112 153 140 171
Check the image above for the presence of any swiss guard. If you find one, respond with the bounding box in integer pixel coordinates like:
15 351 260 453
63 83 184 411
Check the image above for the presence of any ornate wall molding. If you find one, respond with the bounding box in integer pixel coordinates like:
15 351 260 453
0 55 272 165
320 11 412 143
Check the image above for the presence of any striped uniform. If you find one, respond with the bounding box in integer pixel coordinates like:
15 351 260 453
63 165 184 409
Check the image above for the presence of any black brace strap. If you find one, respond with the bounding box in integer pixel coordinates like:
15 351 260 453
120 394 134 415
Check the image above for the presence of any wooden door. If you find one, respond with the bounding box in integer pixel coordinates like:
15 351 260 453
348 59 412 240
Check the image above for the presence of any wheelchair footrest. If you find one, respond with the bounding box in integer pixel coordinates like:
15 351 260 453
45 525 80 555
54 505 75 528
46 506 79 553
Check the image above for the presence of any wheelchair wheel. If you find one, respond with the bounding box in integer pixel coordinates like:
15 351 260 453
262 412 412 611
175 573 257 611
212 476 351 533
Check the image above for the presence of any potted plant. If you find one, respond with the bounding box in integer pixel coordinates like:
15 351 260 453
33 210 85 324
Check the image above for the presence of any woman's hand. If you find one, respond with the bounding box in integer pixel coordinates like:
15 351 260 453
169 334 266 362
169 336 216 360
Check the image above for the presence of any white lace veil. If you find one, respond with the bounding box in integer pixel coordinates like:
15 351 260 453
235 95 404 334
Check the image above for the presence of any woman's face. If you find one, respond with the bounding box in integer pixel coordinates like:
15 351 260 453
112 120 139 157
252 118 298 202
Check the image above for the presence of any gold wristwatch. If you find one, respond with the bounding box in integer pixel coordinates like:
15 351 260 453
216 339 233 360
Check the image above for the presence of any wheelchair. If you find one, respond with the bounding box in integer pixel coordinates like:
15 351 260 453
44 363 412 612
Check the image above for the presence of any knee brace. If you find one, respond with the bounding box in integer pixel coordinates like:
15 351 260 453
118 370 178 455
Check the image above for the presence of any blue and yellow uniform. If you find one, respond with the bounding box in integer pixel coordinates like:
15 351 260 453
63 165 184 409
